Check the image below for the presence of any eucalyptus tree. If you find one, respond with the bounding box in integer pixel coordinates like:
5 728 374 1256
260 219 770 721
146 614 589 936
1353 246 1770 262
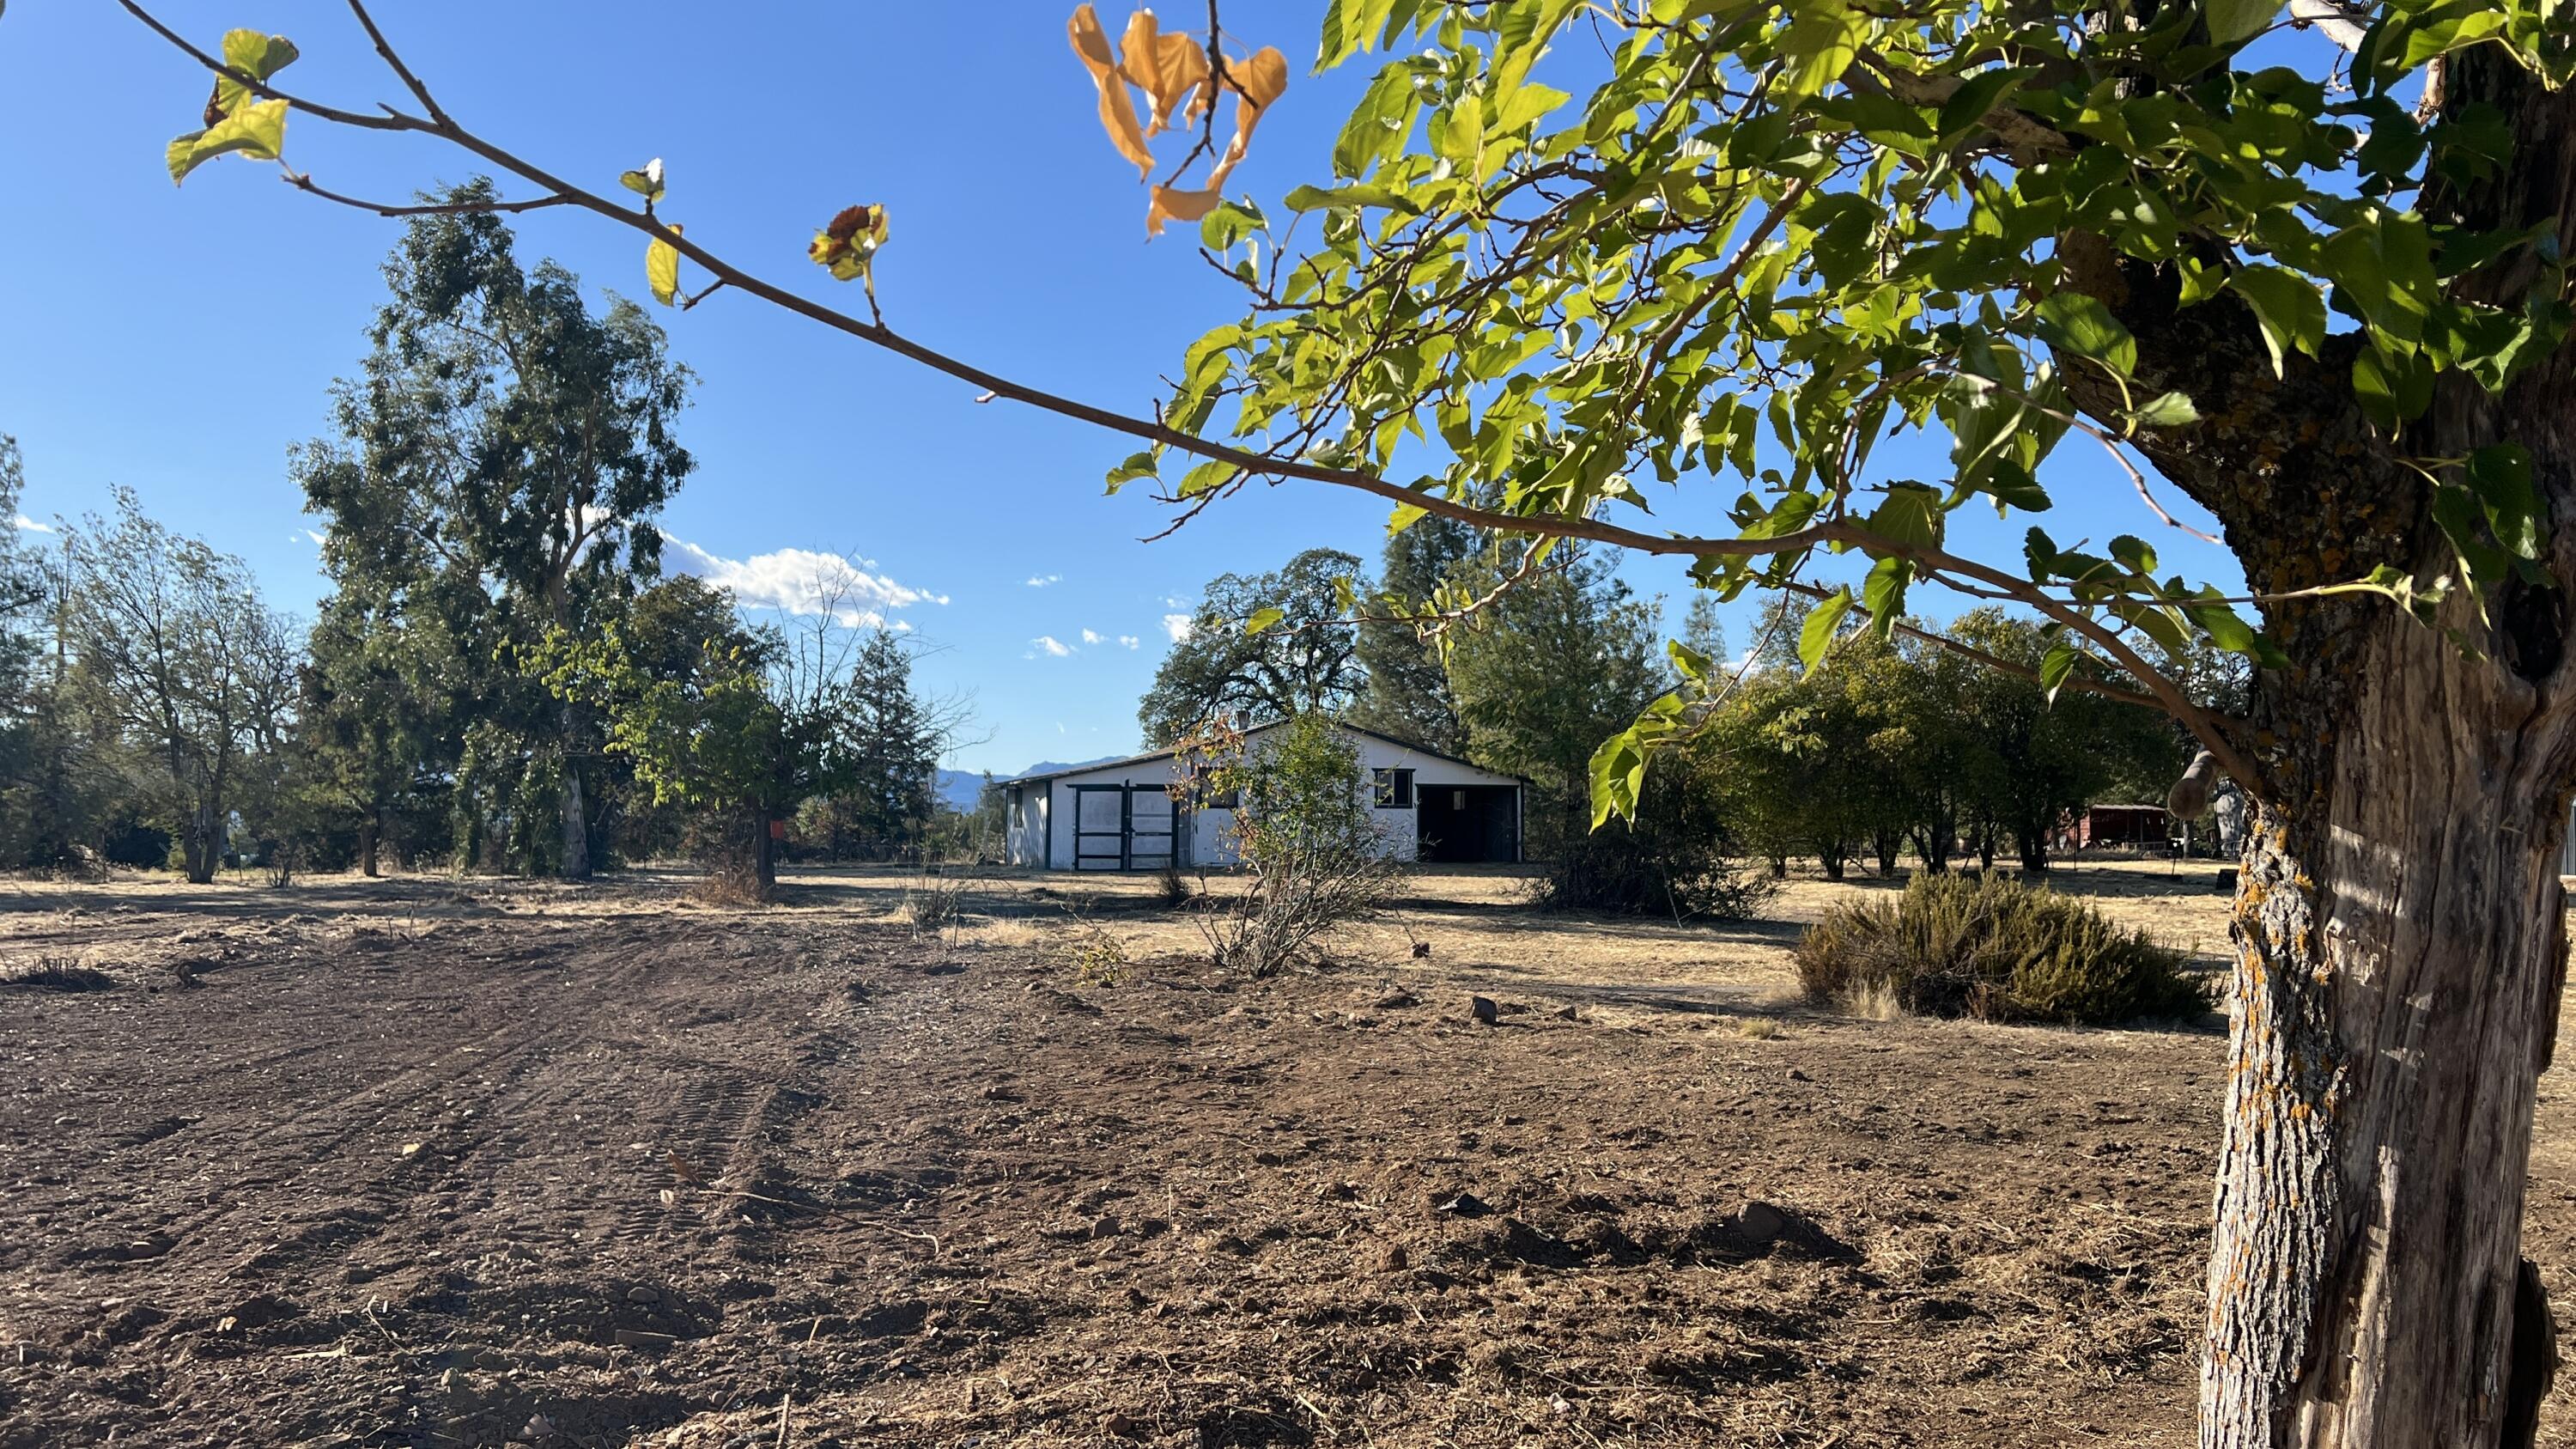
110 0 2576 1438
294 197 693 880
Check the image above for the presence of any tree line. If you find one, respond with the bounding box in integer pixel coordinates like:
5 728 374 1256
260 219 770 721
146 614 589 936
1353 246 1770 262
1143 525 2203 878
0 209 965 892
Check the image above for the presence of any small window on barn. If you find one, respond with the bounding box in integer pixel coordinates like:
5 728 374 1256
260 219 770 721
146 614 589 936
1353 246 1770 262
1192 774 1240 809
1373 768 1415 808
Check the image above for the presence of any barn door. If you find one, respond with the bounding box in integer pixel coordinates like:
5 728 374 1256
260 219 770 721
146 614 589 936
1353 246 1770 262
1126 785 1176 870
1072 786 1127 870
1070 782 1177 870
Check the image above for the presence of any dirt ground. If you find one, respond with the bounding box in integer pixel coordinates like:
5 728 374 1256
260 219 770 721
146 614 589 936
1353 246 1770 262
3 859 2574 1448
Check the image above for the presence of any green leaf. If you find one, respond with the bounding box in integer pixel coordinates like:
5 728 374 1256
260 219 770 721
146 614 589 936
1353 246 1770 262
1937 66 2035 141
2351 343 2433 427
2034 293 2138 378
1863 482 1941 550
1799 588 1853 673
1283 182 1422 215
167 99 288 185
1245 606 1287 636
1103 451 1159 494
2206 0 2281 46
2227 265 2327 377
1777 0 1867 103
1494 0 1582 95
1859 555 1910 630
2038 641 2079 703
647 235 681 306
2129 391 2201 429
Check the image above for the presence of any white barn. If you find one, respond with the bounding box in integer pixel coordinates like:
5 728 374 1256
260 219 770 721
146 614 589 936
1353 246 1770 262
999 722 1526 871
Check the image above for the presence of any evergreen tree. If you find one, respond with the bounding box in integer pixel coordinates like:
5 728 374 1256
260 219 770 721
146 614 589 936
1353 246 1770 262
1443 548 1661 856
1349 516 1480 753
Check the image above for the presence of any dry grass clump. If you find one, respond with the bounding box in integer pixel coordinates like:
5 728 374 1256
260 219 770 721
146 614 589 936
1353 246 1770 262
900 870 969 938
1795 871 2209 1026
2 956 113 992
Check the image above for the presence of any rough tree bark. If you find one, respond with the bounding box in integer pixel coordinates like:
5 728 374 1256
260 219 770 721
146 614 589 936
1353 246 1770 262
2057 46 2576 1445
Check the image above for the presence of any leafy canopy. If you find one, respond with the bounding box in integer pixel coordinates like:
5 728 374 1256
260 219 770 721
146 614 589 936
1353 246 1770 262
1143 0 2570 822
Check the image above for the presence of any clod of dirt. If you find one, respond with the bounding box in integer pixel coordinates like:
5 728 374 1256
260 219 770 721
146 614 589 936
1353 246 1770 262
1104 1410 1146 1439
1438 1192 1491 1219
1722 1200 1788 1250
1378 1242 1409 1272
1786 1068 1812 1082
1088 1214 1122 1240
1468 995 1499 1026
1552 1005 1581 1022
1412 942 1432 959
1370 985 1419 1010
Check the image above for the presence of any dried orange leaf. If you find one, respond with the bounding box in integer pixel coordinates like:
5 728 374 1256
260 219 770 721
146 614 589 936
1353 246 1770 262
1068 4 1153 179
1204 46 1290 192
1147 184 1224 237
1118 11 1209 137
809 204 890 283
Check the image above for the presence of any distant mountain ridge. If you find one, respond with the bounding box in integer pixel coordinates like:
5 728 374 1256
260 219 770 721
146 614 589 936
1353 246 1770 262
933 756 1122 812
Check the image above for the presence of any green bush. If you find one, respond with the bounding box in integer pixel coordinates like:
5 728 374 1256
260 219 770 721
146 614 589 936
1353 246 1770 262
1794 872 2210 1026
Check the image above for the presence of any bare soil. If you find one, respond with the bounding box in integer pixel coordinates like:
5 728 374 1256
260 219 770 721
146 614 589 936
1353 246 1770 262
0 861 2571 1447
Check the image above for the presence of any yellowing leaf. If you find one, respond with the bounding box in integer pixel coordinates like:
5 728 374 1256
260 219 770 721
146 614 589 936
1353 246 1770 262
167 98 288 185
619 157 666 204
1069 4 1154 178
1117 10 1209 137
215 29 298 115
1148 185 1223 237
647 224 682 306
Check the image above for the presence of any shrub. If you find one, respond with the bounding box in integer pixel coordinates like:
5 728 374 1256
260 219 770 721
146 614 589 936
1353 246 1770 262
1193 714 1394 976
1530 820 1776 921
1794 872 2209 1026
900 868 969 938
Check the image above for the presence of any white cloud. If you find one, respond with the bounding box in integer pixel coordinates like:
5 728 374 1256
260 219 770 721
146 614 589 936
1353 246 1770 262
1080 628 1106 645
1031 635 1075 658
14 515 52 534
304 529 325 546
1117 635 1140 649
1026 574 1061 588
1163 612 1194 642
665 536 947 627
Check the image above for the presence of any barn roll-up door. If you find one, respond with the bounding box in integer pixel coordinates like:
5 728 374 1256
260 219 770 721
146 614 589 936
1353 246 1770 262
1070 782 1177 870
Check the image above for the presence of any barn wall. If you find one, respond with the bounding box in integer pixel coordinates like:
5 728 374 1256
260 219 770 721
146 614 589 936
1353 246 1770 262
1004 725 1524 871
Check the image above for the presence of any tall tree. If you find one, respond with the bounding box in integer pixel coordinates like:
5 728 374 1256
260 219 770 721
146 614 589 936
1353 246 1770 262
120 2 2576 1436
1444 548 1661 855
1139 548 1366 746
295 190 693 880
1350 514 1481 752
66 488 298 883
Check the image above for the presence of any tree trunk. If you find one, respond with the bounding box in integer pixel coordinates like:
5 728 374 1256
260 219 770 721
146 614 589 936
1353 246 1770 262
2017 830 2048 874
1874 831 1901 877
185 796 218 885
558 737 591 881
2199 605 2573 1447
358 809 381 880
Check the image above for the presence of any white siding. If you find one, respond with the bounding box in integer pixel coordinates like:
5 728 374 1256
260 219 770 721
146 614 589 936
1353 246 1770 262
1002 724 1522 871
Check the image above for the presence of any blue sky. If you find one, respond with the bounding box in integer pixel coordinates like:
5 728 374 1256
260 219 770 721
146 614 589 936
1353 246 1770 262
0 1 2243 776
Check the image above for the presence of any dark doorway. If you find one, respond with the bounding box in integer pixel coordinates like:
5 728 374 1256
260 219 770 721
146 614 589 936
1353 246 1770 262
1417 784 1519 863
